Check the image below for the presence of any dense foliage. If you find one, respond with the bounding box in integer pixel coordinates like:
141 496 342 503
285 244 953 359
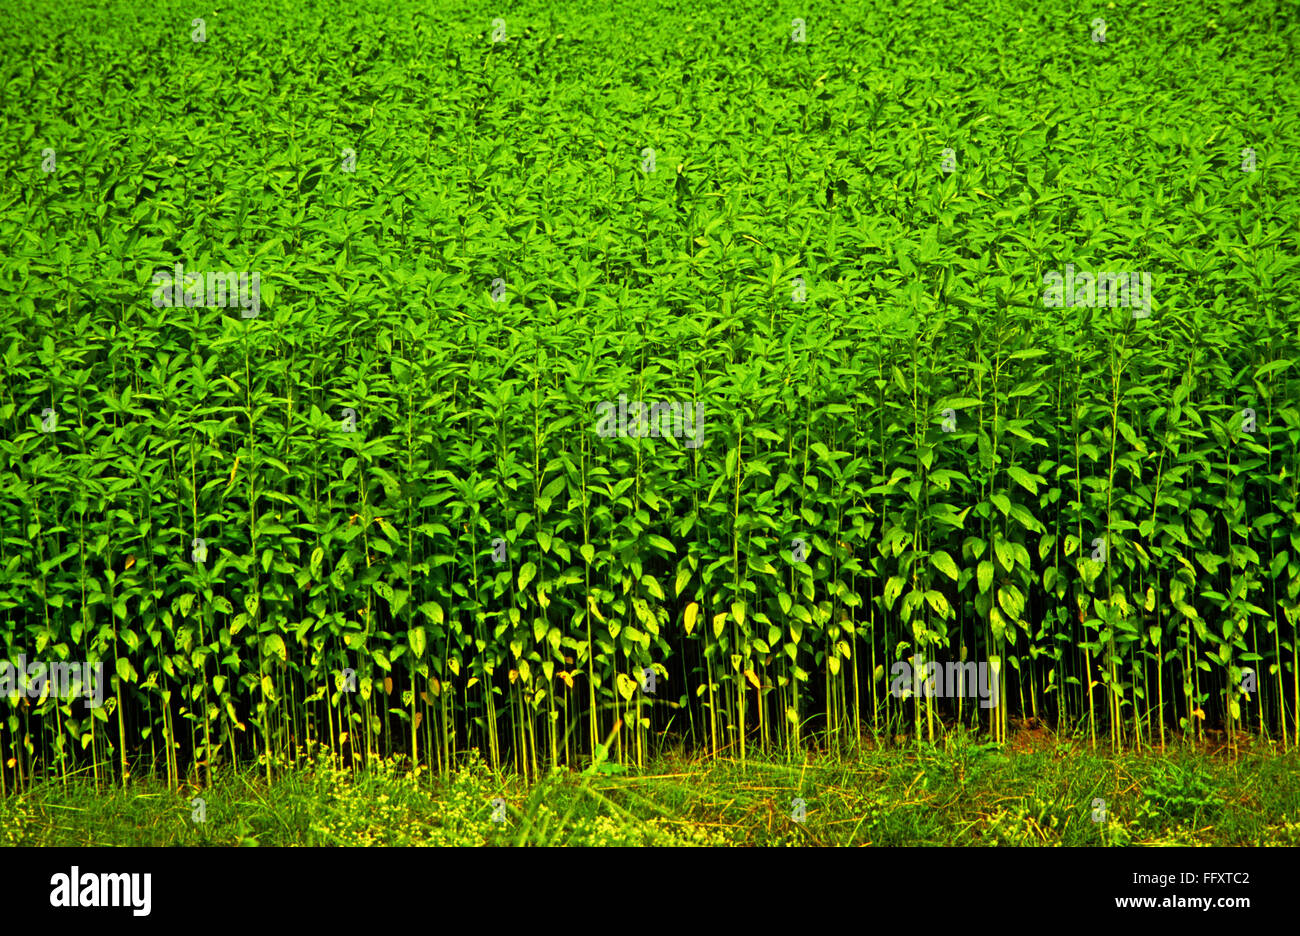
2 0 1298 790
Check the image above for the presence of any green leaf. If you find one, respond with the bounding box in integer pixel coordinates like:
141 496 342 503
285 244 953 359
994 538 1014 575
998 585 1025 622
930 550 959 581
1006 466 1038 495
262 634 287 663
925 590 951 619
883 576 905 610
646 534 676 554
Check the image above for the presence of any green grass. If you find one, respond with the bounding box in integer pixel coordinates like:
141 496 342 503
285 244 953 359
5 733 1299 846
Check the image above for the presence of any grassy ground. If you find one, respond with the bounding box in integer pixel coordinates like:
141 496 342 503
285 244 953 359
4 728 1298 846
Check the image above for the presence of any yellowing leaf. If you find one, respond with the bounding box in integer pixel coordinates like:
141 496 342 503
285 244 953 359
684 602 699 636
262 634 287 664
616 672 637 701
